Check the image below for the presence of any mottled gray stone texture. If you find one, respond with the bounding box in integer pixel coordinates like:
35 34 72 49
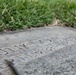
0 26 76 75
23 44 76 75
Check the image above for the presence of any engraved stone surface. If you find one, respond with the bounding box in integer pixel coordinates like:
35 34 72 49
0 26 76 75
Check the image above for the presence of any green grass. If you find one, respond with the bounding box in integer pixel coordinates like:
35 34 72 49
0 0 76 31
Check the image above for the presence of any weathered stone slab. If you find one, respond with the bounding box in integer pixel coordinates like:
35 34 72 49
0 26 76 75
21 44 76 75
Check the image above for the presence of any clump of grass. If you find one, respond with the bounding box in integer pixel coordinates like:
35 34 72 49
0 0 76 31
